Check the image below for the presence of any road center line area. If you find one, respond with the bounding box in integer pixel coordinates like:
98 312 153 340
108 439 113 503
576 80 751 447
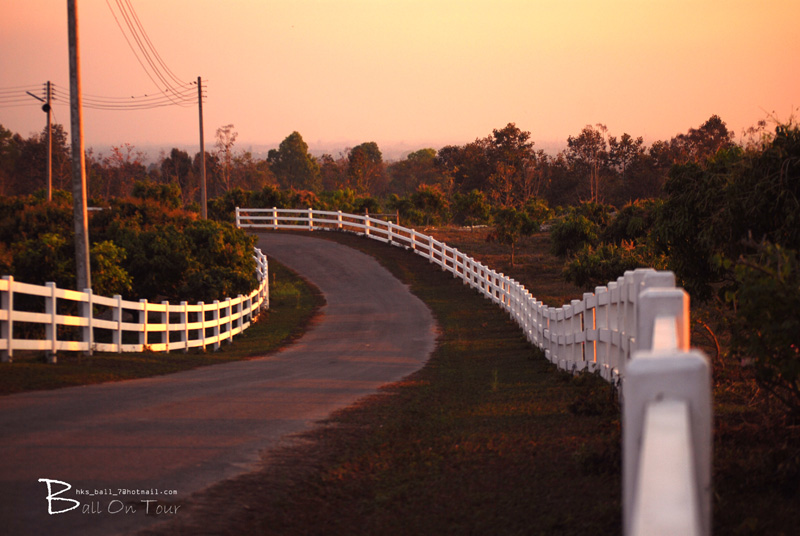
0 232 437 536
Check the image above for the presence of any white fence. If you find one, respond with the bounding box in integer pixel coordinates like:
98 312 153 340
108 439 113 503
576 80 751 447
237 207 712 536
1 248 269 363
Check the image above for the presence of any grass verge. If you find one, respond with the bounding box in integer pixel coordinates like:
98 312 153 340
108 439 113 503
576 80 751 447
0 260 324 396
141 231 622 535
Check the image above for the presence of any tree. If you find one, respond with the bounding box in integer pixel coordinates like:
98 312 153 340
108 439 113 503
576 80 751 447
215 124 238 193
267 132 320 191
669 114 734 164
12 123 71 195
453 189 491 227
194 151 221 199
387 148 445 195
347 142 385 194
90 143 147 200
319 153 348 191
160 148 195 204
566 124 608 204
608 133 644 183
232 150 274 192
487 207 536 267
0 124 21 196
436 139 491 194
410 184 449 226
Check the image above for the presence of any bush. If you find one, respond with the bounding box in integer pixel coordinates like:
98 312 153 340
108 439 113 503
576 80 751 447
550 214 600 257
602 199 661 245
452 190 491 227
1 195 258 304
729 242 800 413
563 240 666 290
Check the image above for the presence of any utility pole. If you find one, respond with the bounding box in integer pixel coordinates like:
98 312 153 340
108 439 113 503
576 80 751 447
46 81 52 202
67 0 91 291
25 81 53 201
198 76 207 219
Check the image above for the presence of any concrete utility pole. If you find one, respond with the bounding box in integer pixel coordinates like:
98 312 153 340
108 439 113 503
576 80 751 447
67 0 91 291
198 76 207 219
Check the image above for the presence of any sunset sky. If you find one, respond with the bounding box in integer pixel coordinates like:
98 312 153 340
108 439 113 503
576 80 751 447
2 0 798 158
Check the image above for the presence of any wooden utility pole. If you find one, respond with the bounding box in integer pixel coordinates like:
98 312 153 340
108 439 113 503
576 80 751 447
198 76 207 219
46 81 52 202
67 0 91 291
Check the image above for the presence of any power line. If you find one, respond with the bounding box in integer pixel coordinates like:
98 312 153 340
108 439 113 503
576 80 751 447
120 0 187 88
0 84 47 109
44 81 205 112
104 0 194 107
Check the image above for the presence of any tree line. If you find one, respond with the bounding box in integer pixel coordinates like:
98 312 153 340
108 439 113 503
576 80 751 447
1 115 738 210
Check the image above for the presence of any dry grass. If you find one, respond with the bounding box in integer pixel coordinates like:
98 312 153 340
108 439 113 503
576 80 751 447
140 230 622 536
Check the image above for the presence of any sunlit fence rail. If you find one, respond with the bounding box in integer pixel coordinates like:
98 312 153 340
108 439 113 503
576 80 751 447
237 207 712 536
1 248 269 363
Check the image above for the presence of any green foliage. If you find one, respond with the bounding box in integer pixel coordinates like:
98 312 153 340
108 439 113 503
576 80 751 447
208 187 251 222
651 149 741 300
523 197 553 229
563 240 667 290
1 195 258 304
452 189 491 226
487 206 537 266
267 131 321 191
11 232 75 289
0 195 73 245
353 196 381 214
550 214 600 257
410 184 450 226
132 180 182 209
90 240 132 297
728 242 800 413
602 199 661 245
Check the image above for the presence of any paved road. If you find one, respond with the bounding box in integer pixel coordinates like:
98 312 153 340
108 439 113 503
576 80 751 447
0 233 436 536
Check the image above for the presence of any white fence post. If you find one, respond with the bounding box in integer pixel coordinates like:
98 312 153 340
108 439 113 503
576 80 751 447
212 300 220 350
308 207 314 230
235 206 241 228
623 287 711 536
114 294 123 353
140 299 148 350
83 288 94 356
181 301 189 353
162 301 170 352
45 282 57 363
0 276 11 362
199 301 206 350
273 207 279 229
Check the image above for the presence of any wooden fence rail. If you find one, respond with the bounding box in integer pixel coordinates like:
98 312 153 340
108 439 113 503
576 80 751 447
237 207 712 536
1 248 269 363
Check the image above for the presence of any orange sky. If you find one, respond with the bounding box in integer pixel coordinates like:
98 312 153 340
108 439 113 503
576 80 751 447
2 0 798 157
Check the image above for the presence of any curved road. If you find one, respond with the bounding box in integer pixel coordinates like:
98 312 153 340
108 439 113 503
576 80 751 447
0 233 436 536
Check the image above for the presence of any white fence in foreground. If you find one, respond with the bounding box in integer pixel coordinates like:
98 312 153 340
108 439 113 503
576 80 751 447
1 248 269 362
237 207 712 536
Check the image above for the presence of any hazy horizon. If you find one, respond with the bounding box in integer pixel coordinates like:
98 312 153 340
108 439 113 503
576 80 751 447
2 1 798 155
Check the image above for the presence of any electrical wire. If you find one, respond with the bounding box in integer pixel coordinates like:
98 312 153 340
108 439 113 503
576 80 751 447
0 84 47 109
47 82 206 111
104 0 195 107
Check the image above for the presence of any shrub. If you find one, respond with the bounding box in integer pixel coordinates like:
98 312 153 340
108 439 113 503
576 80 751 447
550 214 600 257
729 242 800 413
602 199 661 245
452 189 491 227
563 240 666 290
